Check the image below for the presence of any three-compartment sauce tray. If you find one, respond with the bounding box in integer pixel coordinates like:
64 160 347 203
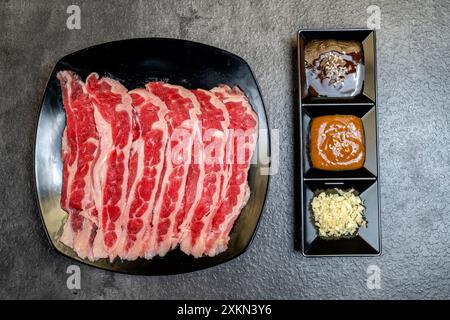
297 29 381 256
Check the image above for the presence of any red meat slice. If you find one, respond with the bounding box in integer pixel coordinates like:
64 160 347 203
57 70 99 260
205 85 258 256
85 73 134 260
116 88 169 260
179 89 230 257
145 82 201 257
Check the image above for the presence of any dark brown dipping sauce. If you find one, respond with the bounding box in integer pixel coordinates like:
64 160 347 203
305 40 364 97
310 115 365 171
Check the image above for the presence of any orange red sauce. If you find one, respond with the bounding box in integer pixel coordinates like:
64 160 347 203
310 115 365 171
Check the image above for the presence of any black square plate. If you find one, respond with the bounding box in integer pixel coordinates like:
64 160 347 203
34 38 270 275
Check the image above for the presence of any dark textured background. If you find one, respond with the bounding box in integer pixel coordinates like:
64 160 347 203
1 0 449 299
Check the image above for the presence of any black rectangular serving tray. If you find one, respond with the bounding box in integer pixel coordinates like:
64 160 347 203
297 29 381 256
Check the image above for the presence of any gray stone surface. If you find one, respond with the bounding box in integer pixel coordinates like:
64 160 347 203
0 0 449 299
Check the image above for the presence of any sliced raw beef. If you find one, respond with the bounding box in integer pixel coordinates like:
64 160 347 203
58 70 259 261
116 88 169 260
179 89 230 257
57 70 99 260
145 82 201 257
85 73 134 260
205 85 258 256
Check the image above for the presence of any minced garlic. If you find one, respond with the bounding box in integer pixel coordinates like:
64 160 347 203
311 188 366 239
